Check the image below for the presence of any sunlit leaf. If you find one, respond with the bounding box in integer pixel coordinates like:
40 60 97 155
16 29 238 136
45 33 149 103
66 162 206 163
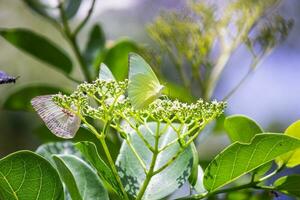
274 175 300 197
224 115 263 143
53 155 109 200
277 120 300 167
116 122 193 199
203 133 300 191
0 150 64 199
0 29 73 74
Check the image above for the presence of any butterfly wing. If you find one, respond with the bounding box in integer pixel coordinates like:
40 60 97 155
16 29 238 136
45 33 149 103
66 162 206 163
128 73 163 109
128 53 159 82
31 95 81 138
128 53 164 109
0 70 13 84
99 63 116 81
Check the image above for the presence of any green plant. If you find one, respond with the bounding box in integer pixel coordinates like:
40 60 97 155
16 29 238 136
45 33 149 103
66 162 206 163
0 1 299 200
147 0 293 100
1 55 300 200
0 0 140 144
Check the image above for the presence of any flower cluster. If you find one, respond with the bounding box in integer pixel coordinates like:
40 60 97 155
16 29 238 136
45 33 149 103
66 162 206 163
53 78 226 135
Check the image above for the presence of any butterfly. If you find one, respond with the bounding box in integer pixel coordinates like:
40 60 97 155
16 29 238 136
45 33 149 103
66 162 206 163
0 70 19 84
31 95 81 139
128 53 164 109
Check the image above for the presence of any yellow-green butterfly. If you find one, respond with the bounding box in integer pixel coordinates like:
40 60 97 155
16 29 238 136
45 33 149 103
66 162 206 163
128 53 164 109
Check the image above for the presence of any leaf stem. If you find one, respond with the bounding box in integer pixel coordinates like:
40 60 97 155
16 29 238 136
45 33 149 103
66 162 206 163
79 115 129 200
74 0 97 36
58 1 92 82
99 136 129 200
178 164 285 200
135 122 160 200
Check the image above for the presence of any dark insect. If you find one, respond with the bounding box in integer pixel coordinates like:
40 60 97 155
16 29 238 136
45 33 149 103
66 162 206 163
270 190 279 198
0 70 19 84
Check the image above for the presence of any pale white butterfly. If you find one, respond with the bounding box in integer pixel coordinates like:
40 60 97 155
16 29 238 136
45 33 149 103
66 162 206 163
128 53 164 109
31 95 81 139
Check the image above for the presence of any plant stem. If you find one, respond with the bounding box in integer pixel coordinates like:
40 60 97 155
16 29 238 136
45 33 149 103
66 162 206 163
135 122 160 200
99 136 129 200
177 164 285 200
58 2 92 82
74 0 97 36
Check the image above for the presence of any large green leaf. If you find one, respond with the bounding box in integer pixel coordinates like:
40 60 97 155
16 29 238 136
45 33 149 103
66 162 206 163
75 141 123 196
0 29 73 73
36 142 83 200
2 85 66 111
277 120 300 167
53 155 109 200
0 151 64 200
104 39 139 80
116 122 193 199
224 115 263 143
36 141 83 164
274 175 300 197
84 24 105 75
203 133 300 191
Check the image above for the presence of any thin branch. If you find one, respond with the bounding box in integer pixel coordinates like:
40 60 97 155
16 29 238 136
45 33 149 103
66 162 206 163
74 0 97 36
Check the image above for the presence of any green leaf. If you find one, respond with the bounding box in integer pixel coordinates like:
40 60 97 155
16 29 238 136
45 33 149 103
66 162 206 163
0 29 73 74
75 141 123 196
274 175 300 197
116 122 193 199
194 165 206 194
64 0 82 19
36 141 83 165
84 24 105 74
203 133 300 191
24 0 81 20
2 85 66 111
0 150 64 200
53 155 109 200
277 120 300 167
23 0 57 21
189 142 199 186
165 82 195 103
224 115 263 143
104 39 139 80
36 142 83 200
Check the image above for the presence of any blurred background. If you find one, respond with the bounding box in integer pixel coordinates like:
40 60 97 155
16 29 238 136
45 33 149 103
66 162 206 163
0 0 299 171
